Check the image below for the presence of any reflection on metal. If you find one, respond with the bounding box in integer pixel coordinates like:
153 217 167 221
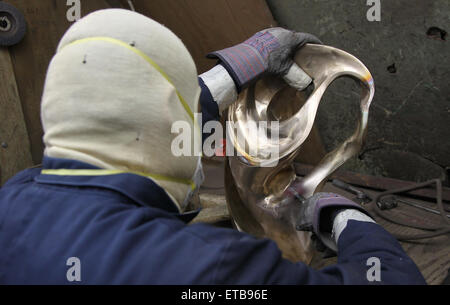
225 44 375 263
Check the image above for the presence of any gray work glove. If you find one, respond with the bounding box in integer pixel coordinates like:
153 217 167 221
296 193 374 254
208 27 322 91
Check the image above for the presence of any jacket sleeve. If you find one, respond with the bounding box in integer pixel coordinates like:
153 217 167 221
198 77 220 144
214 220 426 285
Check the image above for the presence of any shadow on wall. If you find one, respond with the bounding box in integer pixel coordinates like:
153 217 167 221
266 0 449 185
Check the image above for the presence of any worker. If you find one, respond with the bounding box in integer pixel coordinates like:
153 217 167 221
0 9 425 285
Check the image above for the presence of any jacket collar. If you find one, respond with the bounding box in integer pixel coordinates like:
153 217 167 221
34 157 200 223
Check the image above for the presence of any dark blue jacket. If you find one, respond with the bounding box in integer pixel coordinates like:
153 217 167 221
0 80 425 285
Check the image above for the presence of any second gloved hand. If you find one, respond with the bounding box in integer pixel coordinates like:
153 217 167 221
296 192 375 253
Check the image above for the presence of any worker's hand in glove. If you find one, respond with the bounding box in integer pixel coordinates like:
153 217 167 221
201 27 321 115
296 192 374 254
208 27 322 91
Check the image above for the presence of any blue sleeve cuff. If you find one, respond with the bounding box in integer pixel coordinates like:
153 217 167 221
198 77 220 144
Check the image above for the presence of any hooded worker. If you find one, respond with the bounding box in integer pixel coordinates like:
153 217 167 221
41 8 203 212
0 9 424 285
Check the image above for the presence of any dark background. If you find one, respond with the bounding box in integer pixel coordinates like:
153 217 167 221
267 0 450 184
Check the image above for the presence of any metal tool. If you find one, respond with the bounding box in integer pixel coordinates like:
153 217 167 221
374 179 450 241
332 179 372 204
225 44 375 263
396 198 450 218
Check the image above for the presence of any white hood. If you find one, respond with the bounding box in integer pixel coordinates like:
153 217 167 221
41 9 202 211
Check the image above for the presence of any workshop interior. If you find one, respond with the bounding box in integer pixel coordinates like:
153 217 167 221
0 0 448 286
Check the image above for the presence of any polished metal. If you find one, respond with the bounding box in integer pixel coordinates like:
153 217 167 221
225 44 375 263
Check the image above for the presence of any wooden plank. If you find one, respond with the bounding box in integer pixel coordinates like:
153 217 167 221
191 193 229 225
128 0 276 74
191 204 230 224
7 0 122 165
0 47 33 185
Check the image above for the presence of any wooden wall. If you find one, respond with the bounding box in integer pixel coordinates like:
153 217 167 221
5 0 122 170
0 0 325 185
127 0 276 73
